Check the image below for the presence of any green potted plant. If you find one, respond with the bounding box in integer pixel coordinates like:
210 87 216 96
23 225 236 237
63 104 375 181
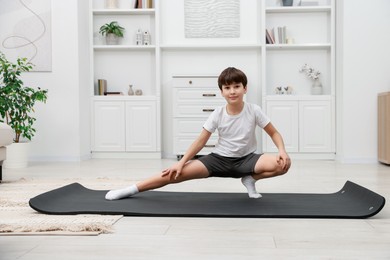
0 52 48 168
99 21 125 45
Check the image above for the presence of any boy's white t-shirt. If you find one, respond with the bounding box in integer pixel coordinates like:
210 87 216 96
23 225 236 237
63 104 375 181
203 102 270 157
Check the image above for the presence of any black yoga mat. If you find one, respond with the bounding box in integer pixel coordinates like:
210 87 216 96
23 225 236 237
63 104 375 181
29 181 385 219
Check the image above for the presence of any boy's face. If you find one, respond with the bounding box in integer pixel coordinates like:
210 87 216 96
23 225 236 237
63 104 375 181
220 82 247 105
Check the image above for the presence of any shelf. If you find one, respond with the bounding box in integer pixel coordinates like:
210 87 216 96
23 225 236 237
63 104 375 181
93 45 156 51
92 95 157 101
266 6 331 13
160 44 261 50
93 9 155 15
266 43 331 50
265 95 333 101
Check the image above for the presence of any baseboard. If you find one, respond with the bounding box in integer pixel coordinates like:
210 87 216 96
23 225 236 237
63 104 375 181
29 154 92 162
91 152 161 159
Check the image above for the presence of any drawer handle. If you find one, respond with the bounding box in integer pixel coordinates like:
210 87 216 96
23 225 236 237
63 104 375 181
189 80 193 84
202 93 216 97
202 109 215 112
205 144 216 148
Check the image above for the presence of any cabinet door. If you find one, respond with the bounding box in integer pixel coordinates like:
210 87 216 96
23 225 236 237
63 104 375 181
265 101 299 153
92 101 125 151
125 101 157 151
299 101 332 152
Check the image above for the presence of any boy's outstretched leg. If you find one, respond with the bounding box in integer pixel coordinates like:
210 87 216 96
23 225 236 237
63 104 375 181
105 160 209 200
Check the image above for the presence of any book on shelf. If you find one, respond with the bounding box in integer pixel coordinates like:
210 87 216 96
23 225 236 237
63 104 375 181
266 26 287 44
134 0 153 8
104 91 124 96
266 29 275 44
97 79 107 95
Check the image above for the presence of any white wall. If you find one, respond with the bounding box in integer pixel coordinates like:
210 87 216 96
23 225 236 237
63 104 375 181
336 0 390 163
10 0 390 163
21 0 90 161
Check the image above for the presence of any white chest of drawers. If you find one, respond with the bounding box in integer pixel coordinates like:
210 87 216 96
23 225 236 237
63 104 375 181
172 75 225 158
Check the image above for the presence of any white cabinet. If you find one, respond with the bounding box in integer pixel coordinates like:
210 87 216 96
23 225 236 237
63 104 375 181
172 76 223 157
125 101 156 151
265 97 334 154
92 99 157 155
90 1 161 158
92 101 126 151
266 101 299 152
299 101 332 152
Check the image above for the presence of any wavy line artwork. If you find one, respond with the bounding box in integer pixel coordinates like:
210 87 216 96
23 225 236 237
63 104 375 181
184 0 240 38
0 0 52 71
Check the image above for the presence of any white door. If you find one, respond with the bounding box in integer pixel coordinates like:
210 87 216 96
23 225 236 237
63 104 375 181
125 101 157 151
92 101 125 151
265 101 299 153
299 101 332 152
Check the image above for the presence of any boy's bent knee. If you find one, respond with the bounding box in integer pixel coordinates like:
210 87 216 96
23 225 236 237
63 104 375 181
275 164 288 176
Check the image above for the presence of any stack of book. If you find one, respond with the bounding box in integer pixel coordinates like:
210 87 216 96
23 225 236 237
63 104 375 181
266 27 287 44
97 79 107 95
134 0 153 8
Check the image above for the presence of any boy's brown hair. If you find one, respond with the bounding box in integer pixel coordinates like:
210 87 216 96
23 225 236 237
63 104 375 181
217 67 248 90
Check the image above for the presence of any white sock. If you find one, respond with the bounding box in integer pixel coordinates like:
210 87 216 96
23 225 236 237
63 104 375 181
241 176 262 199
105 184 139 200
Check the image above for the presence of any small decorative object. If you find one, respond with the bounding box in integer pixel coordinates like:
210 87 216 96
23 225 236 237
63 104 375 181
135 89 143 95
128 85 134 95
299 63 323 95
143 30 151 45
286 37 294 44
105 0 118 9
311 80 323 95
99 21 125 45
285 86 294 95
282 0 293 6
275 86 283 95
299 0 319 6
136 29 143 45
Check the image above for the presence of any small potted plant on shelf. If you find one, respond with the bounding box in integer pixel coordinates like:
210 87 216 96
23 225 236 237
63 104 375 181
99 21 125 45
299 63 322 95
0 52 48 168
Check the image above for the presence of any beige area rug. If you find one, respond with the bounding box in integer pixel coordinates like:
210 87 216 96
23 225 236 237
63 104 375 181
0 178 129 236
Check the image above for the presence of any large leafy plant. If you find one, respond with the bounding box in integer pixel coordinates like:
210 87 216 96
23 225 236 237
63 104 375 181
0 52 48 143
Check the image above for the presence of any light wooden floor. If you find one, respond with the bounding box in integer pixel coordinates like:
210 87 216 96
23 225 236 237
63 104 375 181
1 159 389 260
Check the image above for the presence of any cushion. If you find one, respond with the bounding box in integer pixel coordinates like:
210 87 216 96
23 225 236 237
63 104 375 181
0 123 14 147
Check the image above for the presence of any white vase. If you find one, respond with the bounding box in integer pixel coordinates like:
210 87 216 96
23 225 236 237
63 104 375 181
105 33 119 45
4 142 30 168
105 0 118 9
311 81 323 95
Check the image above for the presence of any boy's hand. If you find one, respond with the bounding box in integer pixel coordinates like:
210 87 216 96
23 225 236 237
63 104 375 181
161 163 184 180
277 151 291 172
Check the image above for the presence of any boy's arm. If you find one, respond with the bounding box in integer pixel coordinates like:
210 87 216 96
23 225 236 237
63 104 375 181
263 123 291 171
162 128 212 179
179 128 212 164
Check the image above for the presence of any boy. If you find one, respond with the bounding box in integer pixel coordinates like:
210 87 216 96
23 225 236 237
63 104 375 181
106 67 291 200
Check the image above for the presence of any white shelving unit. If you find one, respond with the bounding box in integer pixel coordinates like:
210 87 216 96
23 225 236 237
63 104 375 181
89 0 161 158
262 0 335 158
89 0 336 159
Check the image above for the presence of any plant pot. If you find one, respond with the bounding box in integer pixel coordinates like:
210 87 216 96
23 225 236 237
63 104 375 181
4 142 30 168
311 81 323 95
282 0 293 6
105 33 120 45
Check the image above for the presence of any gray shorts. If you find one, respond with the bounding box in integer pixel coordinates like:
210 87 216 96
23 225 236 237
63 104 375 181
197 152 262 178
